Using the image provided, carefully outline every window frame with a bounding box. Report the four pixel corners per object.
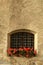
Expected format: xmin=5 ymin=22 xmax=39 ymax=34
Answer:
xmin=7 ymin=29 xmax=38 ymax=53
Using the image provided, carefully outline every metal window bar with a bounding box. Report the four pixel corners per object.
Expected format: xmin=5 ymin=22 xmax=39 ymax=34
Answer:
xmin=10 ymin=32 xmax=34 ymax=48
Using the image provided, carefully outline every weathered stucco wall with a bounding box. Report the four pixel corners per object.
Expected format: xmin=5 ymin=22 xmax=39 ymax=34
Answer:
xmin=0 ymin=0 xmax=43 ymax=65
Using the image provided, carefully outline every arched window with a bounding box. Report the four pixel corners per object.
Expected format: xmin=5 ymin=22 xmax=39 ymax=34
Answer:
xmin=10 ymin=32 xmax=34 ymax=48
xmin=7 ymin=29 xmax=38 ymax=57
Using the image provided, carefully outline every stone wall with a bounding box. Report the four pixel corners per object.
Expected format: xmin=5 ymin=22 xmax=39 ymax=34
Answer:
xmin=0 ymin=0 xmax=43 ymax=65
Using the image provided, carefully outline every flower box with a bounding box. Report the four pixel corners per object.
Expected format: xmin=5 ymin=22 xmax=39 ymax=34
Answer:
xmin=7 ymin=47 xmax=37 ymax=58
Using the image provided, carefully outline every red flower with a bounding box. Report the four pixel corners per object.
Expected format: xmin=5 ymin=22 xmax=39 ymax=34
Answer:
xmin=34 ymin=50 xmax=37 ymax=55
xmin=31 ymin=47 xmax=34 ymax=51
xmin=27 ymin=48 xmax=31 ymax=51
xmin=24 ymin=47 xmax=30 ymax=51
xmin=23 ymin=47 xmax=27 ymax=51
xmin=7 ymin=48 xmax=13 ymax=55
xmin=13 ymin=48 xmax=17 ymax=53
xmin=19 ymin=48 xmax=23 ymax=51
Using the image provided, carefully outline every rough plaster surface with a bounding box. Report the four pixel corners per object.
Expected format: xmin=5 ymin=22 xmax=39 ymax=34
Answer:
xmin=0 ymin=0 xmax=43 ymax=65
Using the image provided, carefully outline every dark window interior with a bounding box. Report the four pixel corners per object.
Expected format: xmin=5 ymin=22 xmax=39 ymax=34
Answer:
xmin=10 ymin=32 xmax=34 ymax=48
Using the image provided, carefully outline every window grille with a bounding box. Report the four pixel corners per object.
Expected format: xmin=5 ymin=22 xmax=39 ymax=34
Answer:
xmin=10 ymin=32 xmax=34 ymax=48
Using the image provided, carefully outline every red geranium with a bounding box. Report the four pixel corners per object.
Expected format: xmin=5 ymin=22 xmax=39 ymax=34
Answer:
xmin=19 ymin=48 xmax=23 ymax=51
xmin=7 ymin=48 xmax=13 ymax=55
xmin=23 ymin=47 xmax=30 ymax=51
xmin=31 ymin=47 xmax=34 ymax=51
xmin=7 ymin=47 xmax=37 ymax=57
xmin=27 ymin=48 xmax=31 ymax=51
xmin=13 ymin=48 xmax=17 ymax=53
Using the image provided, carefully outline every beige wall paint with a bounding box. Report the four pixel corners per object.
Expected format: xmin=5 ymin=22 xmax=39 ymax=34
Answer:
xmin=0 ymin=0 xmax=43 ymax=65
